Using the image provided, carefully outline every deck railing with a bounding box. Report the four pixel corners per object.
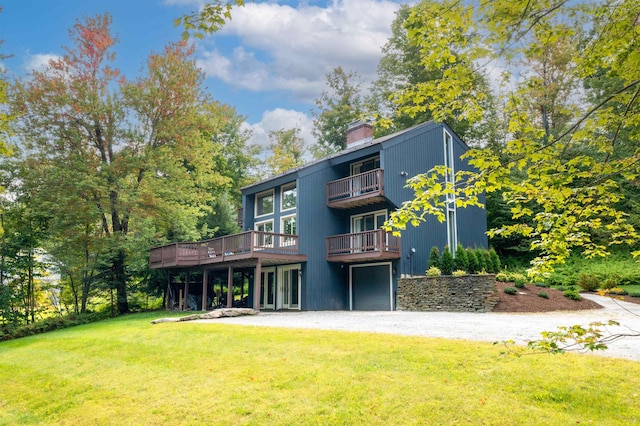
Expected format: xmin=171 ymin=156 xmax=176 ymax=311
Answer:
xmin=326 ymin=169 xmax=384 ymax=205
xmin=149 ymin=231 xmax=300 ymax=268
xmin=326 ymin=229 xmax=400 ymax=259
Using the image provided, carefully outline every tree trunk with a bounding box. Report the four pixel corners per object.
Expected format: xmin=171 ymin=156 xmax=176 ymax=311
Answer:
xmin=113 ymin=249 xmax=129 ymax=314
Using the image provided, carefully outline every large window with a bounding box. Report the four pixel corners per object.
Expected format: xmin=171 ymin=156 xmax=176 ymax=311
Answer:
xmin=255 ymin=190 xmax=274 ymax=217
xmin=444 ymin=130 xmax=454 ymax=201
xmin=444 ymin=130 xmax=457 ymax=252
xmin=255 ymin=220 xmax=274 ymax=247
xmin=281 ymin=215 xmax=297 ymax=246
xmin=281 ymin=183 xmax=297 ymax=211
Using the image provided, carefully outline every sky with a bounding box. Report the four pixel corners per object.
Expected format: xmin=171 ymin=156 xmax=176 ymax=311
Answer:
xmin=1 ymin=0 xmax=405 ymax=151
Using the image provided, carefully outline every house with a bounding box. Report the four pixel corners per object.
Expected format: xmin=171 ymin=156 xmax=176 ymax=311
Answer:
xmin=149 ymin=120 xmax=487 ymax=311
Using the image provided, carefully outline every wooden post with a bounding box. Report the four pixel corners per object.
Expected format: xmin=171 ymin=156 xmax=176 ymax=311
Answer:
xmin=201 ymin=269 xmax=208 ymax=311
xmin=254 ymin=261 xmax=262 ymax=312
xmin=184 ymin=272 xmax=190 ymax=311
xmin=226 ymin=266 xmax=234 ymax=308
xmin=178 ymin=288 xmax=183 ymax=311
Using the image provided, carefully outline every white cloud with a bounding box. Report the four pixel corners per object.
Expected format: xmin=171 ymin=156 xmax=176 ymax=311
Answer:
xmin=23 ymin=53 xmax=62 ymax=74
xmin=243 ymin=108 xmax=316 ymax=157
xmin=197 ymin=0 xmax=400 ymax=102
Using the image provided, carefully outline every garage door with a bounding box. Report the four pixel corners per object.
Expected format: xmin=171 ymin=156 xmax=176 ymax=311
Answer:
xmin=350 ymin=263 xmax=392 ymax=311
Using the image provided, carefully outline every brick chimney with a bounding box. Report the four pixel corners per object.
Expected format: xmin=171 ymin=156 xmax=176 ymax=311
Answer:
xmin=346 ymin=119 xmax=373 ymax=147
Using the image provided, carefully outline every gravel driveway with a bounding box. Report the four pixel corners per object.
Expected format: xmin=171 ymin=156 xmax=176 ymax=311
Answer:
xmin=200 ymin=294 xmax=640 ymax=361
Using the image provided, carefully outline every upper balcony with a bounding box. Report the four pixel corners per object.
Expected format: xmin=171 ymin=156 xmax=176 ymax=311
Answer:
xmin=326 ymin=229 xmax=401 ymax=263
xmin=149 ymin=231 xmax=306 ymax=269
xmin=326 ymin=168 xmax=386 ymax=209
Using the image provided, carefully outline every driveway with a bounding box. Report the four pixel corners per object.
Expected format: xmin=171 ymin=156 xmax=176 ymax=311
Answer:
xmin=202 ymin=294 xmax=640 ymax=361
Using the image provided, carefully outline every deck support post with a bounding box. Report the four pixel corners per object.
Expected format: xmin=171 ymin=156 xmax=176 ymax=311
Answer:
xmin=201 ymin=269 xmax=208 ymax=311
xmin=254 ymin=261 xmax=262 ymax=312
xmin=184 ymin=272 xmax=190 ymax=311
xmin=226 ymin=266 xmax=234 ymax=308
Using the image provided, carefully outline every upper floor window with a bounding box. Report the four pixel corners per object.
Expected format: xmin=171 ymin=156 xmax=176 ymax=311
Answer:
xmin=444 ymin=130 xmax=454 ymax=201
xmin=350 ymin=156 xmax=380 ymax=175
xmin=255 ymin=190 xmax=274 ymax=217
xmin=281 ymin=183 xmax=297 ymax=211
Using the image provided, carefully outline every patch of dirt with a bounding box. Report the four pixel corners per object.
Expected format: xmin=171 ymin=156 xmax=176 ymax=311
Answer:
xmin=493 ymin=282 xmax=603 ymax=313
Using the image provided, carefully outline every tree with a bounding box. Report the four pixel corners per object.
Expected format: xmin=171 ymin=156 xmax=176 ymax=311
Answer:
xmin=312 ymin=67 xmax=363 ymax=157
xmin=453 ymin=244 xmax=469 ymax=272
xmin=9 ymin=14 xmax=232 ymax=314
xmin=265 ymin=127 xmax=306 ymax=175
xmin=385 ymin=0 xmax=640 ymax=278
xmin=440 ymin=246 xmax=454 ymax=275
xmin=428 ymin=246 xmax=440 ymax=269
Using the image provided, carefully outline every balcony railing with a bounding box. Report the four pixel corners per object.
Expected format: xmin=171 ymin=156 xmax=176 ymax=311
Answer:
xmin=150 ymin=231 xmax=303 ymax=268
xmin=326 ymin=168 xmax=385 ymax=208
xmin=326 ymin=229 xmax=400 ymax=262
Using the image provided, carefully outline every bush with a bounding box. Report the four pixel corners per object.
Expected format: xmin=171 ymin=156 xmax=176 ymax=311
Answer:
xmin=577 ymin=273 xmax=600 ymax=292
xmin=428 ymin=246 xmax=441 ymax=270
xmin=538 ymin=291 xmax=549 ymax=299
xmin=467 ymin=249 xmax=480 ymax=274
xmin=426 ymin=266 xmax=441 ymax=277
xmin=441 ymin=246 xmax=454 ymax=275
xmin=452 ymin=269 xmax=467 ymax=277
xmin=607 ymin=287 xmax=629 ymax=296
xmin=629 ymin=292 xmax=640 ymax=298
xmin=504 ymin=287 xmax=517 ymax=295
xmin=454 ymin=244 xmax=469 ymax=272
xmin=488 ymin=248 xmax=501 ymax=273
xmin=514 ymin=279 xmax=526 ymax=289
xmin=495 ymin=272 xmax=510 ymax=282
xmin=0 ymin=312 xmax=109 ymax=342
xmin=601 ymin=278 xmax=618 ymax=290
xmin=556 ymin=286 xmax=568 ymax=292
xmin=563 ymin=289 xmax=582 ymax=301
xmin=534 ymin=282 xmax=549 ymax=288
xmin=475 ymin=248 xmax=488 ymax=272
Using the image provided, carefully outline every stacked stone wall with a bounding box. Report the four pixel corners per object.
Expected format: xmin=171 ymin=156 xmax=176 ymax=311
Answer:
xmin=397 ymin=275 xmax=498 ymax=312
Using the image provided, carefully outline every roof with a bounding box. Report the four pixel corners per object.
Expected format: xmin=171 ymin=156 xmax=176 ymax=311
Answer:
xmin=242 ymin=120 xmax=456 ymax=192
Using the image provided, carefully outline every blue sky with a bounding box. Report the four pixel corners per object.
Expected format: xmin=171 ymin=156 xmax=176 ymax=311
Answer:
xmin=1 ymin=0 xmax=404 ymax=150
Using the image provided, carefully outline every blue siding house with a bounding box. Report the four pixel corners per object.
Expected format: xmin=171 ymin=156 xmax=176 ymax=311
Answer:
xmin=149 ymin=120 xmax=487 ymax=311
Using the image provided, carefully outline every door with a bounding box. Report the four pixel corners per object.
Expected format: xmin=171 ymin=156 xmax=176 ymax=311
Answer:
xmin=278 ymin=265 xmax=300 ymax=310
xmin=260 ymin=267 xmax=275 ymax=309
xmin=350 ymin=263 xmax=393 ymax=311
xmin=351 ymin=210 xmax=387 ymax=252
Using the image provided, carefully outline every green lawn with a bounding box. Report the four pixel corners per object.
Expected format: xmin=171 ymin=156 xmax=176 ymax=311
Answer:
xmin=1 ymin=312 xmax=639 ymax=425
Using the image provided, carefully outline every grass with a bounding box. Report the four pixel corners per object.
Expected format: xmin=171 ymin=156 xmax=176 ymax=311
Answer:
xmin=1 ymin=312 xmax=640 ymax=425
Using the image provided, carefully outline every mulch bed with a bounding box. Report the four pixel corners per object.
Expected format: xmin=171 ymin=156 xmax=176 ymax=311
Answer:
xmin=493 ymin=281 xmax=603 ymax=313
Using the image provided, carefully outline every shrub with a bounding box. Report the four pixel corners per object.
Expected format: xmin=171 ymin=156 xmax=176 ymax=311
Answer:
xmin=534 ymin=282 xmax=549 ymax=288
xmin=601 ymin=278 xmax=618 ymax=290
xmin=514 ymin=279 xmax=526 ymax=289
xmin=538 ymin=291 xmax=549 ymax=299
xmin=503 ymin=287 xmax=517 ymax=295
xmin=563 ymin=289 xmax=582 ymax=301
xmin=467 ymin=249 xmax=480 ymax=274
xmin=577 ymin=273 xmax=600 ymax=292
xmin=475 ymin=248 xmax=488 ymax=272
xmin=629 ymin=292 xmax=640 ymax=298
xmin=454 ymin=244 xmax=469 ymax=272
xmin=495 ymin=272 xmax=510 ymax=282
xmin=488 ymin=248 xmax=501 ymax=273
xmin=452 ymin=269 xmax=467 ymax=277
xmin=607 ymin=287 xmax=629 ymax=296
xmin=426 ymin=266 xmax=441 ymax=277
xmin=441 ymin=246 xmax=454 ymax=275
xmin=428 ymin=246 xmax=441 ymax=270
xmin=556 ymin=286 xmax=568 ymax=292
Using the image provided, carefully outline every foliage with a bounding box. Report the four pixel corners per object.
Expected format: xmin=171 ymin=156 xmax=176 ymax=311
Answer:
xmin=427 ymin=246 xmax=440 ymax=269
xmin=265 ymin=127 xmax=306 ymax=175
xmin=503 ymin=287 xmax=517 ymax=295
xmin=474 ymin=248 xmax=487 ymax=273
xmin=453 ymin=243 xmax=468 ymax=272
xmin=563 ymin=289 xmax=582 ymax=301
xmin=385 ymin=0 xmax=640 ymax=279
xmin=577 ymin=274 xmax=600 ymax=292
xmin=494 ymin=272 xmax=510 ymax=282
xmin=537 ymin=291 xmax=549 ymax=299
xmin=604 ymin=287 xmax=629 ymax=296
xmin=488 ymin=248 xmax=501 ymax=273
xmin=545 ymin=253 xmax=640 ymax=289
xmin=312 ymin=67 xmax=363 ymax=157
xmin=425 ymin=266 xmax=441 ymax=277
xmin=452 ymin=270 xmax=466 ymax=277
xmin=440 ymin=246 xmax=454 ymax=275
xmin=629 ymin=292 xmax=640 ymax=298
xmin=0 ymin=312 xmax=108 ymax=342
xmin=175 ymin=0 xmax=245 ymax=39
xmin=513 ymin=279 xmax=526 ymax=289
xmin=466 ymin=248 xmax=480 ymax=274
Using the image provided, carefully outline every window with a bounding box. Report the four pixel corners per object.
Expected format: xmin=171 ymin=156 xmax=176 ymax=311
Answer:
xmin=281 ymin=215 xmax=297 ymax=246
xmin=350 ymin=156 xmax=380 ymax=175
xmin=281 ymin=183 xmax=297 ymax=211
xmin=447 ymin=208 xmax=457 ymax=253
xmin=255 ymin=190 xmax=274 ymax=217
xmin=444 ymin=130 xmax=454 ymax=201
xmin=255 ymin=220 xmax=274 ymax=247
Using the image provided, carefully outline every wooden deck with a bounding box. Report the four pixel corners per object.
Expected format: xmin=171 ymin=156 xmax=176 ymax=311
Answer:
xmin=326 ymin=169 xmax=386 ymax=209
xmin=150 ymin=231 xmax=306 ymax=269
xmin=326 ymin=229 xmax=400 ymax=263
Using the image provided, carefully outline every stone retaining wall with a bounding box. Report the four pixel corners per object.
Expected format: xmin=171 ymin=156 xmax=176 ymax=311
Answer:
xmin=397 ymin=275 xmax=498 ymax=312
